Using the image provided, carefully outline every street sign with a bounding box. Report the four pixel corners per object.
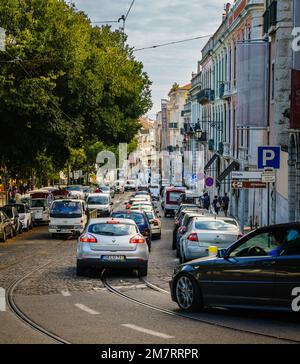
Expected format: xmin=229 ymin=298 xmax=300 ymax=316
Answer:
xmin=231 ymin=171 xmax=262 ymax=179
xmin=232 ymin=181 xmax=267 ymax=189
xmin=231 ymin=181 xmax=243 ymax=189
xmin=205 ymin=177 xmax=214 ymax=187
xmin=258 ymin=146 xmax=281 ymax=169
xmin=262 ymin=169 xmax=276 ymax=183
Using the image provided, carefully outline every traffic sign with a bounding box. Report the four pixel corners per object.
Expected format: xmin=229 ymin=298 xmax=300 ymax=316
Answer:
xmin=231 ymin=181 xmax=243 ymax=189
xmin=205 ymin=177 xmax=214 ymax=187
xmin=262 ymin=169 xmax=276 ymax=183
xmin=232 ymin=181 xmax=267 ymax=189
xmin=231 ymin=171 xmax=262 ymax=179
xmin=258 ymin=146 xmax=281 ymax=169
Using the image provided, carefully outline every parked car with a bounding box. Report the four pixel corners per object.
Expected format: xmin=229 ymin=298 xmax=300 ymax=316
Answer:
xmin=7 ymin=203 xmax=33 ymax=232
xmin=77 ymin=218 xmax=149 ymax=277
xmin=179 ymin=216 xmax=243 ymax=263
xmin=86 ymin=193 xmax=113 ymax=218
xmin=0 ymin=210 xmax=14 ymax=242
xmin=1 ymin=205 xmax=22 ymax=235
xmin=170 ymin=222 xmax=300 ymax=312
xmin=111 ymin=210 xmax=152 ymax=251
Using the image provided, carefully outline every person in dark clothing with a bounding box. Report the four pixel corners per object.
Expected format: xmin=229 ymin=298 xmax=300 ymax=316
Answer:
xmin=222 ymin=193 xmax=230 ymax=217
xmin=202 ymin=193 xmax=210 ymax=210
xmin=213 ymin=195 xmax=221 ymax=215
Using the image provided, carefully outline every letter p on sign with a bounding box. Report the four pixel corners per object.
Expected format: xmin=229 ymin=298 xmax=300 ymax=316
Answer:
xmin=258 ymin=147 xmax=281 ymax=169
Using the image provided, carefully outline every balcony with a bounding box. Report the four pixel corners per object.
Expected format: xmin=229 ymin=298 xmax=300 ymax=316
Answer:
xmin=220 ymin=82 xmax=235 ymax=99
xmin=263 ymin=1 xmax=277 ymax=34
xmin=197 ymin=88 xmax=215 ymax=105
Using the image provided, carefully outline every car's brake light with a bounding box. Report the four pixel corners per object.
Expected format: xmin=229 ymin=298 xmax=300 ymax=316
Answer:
xmin=187 ymin=232 xmax=198 ymax=242
xmin=80 ymin=234 xmax=97 ymax=243
xmin=152 ymin=219 xmax=159 ymax=226
xmin=130 ymin=235 xmax=146 ymax=244
xmin=143 ymin=228 xmax=151 ymax=236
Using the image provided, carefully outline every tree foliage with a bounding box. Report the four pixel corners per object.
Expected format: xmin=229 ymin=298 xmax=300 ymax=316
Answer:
xmin=0 ymin=0 xmax=152 ymax=180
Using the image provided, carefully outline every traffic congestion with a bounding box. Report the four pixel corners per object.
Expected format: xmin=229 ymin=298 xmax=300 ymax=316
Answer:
xmin=1 ymin=179 xmax=300 ymax=318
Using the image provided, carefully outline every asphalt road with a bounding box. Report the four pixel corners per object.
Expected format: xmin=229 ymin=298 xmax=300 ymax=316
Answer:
xmin=0 ymin=193 xmax=299 ymax=344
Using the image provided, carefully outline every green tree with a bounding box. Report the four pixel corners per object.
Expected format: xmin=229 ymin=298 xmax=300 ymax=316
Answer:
xmin=0 ymin=0 xmax=152 ymax=181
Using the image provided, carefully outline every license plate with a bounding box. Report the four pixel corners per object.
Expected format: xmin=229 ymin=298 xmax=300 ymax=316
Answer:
xmin=101 ymin=256 xmax=125 ymax=262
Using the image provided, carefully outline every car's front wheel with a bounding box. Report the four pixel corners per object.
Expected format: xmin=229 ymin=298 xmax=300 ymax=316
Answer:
xmin=175 ymin=274 xmax=203 ymax=312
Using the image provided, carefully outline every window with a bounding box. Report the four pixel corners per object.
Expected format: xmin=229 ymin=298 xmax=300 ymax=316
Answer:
xmin=88 ymin=223 xmax=137 ymax=236
xmin=230 ymin=228 xmax=300 ymax=258
xmin=230 ymin=232 xmax=277 ymax=257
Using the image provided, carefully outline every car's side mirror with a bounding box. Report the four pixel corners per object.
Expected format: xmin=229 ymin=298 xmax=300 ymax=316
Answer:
xmin=217 ymin=248 xmax=228 ymax=259
xmin=110 ymin=202 xmax=113 ymax=205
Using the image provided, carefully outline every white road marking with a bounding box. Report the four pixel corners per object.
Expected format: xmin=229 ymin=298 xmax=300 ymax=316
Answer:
xmin=122 ymin=324 xmax=174 ymax=339
xmin=61 ymin=290 xmax=71 ymax=297
xmin=74 ymin=304 xmax=99 ymax=315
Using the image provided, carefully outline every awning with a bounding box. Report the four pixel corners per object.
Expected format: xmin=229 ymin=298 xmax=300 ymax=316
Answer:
xmin=217 ymin=161 xmax=240 ymax=184
xmin=204 ymin=153 xmax=219 ymax=172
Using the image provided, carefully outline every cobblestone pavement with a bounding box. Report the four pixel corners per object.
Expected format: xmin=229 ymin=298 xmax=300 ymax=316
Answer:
xmin=0 ymin=193 xmax=177 ymax=296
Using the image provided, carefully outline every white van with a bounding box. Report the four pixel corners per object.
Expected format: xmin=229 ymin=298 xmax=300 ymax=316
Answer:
xmin=115 ymin=180 xmax=125 ymax=194
xmin=149 ymin=184 xmax=160 ymax=201
xmin=49 ymin=199 xmax=88 ymax=237
xmin=86 ymin=193 xmax=113 ymax=217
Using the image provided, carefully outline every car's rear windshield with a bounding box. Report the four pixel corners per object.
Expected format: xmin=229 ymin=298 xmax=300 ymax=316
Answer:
xmin=88 ymin=223 xmax=137 ymax=236
xmin=99 ymin=186 xmax=110 ymax=192
xmin=111 ymin=212 xmax=146 ymax=225
xmin=146 ymin=212 xmax=154 ymax=220
xmin=195 ymin=220 xmax=238 ymax=231
xmin=50 ymin=201 xmax=82 ymax=218
xmin=87 ymin=196 xmax=109 ymax=205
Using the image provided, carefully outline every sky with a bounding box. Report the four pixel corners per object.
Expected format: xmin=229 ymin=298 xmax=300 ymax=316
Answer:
xmin=72 ymin=0 xmax=229 ymax=119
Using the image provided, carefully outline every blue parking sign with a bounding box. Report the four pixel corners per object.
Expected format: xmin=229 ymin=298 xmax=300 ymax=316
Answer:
xmin=258 ymin=146 xmax=281 ymax=169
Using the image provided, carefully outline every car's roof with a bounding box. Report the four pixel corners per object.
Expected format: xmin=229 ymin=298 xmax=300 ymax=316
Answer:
xmin=87 ymin=193 xmax=109 ymax=197
xmin=112 ymin=210 xmax=146 ymax=215
xmin=52 ymin=199 xmax=82 ymax=203
xmin=88 ymin=218 xmax=136 ymax=224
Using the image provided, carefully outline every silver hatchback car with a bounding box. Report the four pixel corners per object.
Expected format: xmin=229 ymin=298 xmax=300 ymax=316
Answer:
xmin=76 ymin=218 xmax=149 ymax=277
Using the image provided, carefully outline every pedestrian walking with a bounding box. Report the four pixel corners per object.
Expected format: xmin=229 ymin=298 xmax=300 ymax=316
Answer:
xmin=202 ymin=192 xmax=210 ymax=210
xmin=213 ymin=195 xmax=221 ymax=215
xmin=221 ymin=193 xmax=230 ymax=217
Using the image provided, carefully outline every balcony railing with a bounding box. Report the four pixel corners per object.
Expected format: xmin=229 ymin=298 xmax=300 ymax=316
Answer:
xmin=197 ymin=88 xmax=215 ymax=105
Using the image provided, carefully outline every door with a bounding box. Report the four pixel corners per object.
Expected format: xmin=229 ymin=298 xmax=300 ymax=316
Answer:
xmin=272 ymin=227 xmax=300 ymax=310
xmin=208 ymin=231 xmax=279 ymax=308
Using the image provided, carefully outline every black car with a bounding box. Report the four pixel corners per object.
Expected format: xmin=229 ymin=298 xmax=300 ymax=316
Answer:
xmin=0 ymin=205 xmax=22 ymax=235
xmin=0 ymin=210 xmax=14 ymax=242
xmin=111 ymin=210 xmax=152 ymax=251
xmin=170 ymin=223 xmax=300 ymax=312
